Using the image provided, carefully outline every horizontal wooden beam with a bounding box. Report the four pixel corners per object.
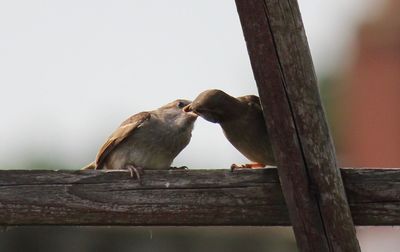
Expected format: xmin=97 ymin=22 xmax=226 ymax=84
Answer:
xmin=0 ymin=168 xmax=398 ymax=226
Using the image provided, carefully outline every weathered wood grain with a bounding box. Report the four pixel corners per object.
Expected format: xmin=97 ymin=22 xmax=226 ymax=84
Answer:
xmin=0 ymin=169 xmax=287 ymax=226
xmin=342 ymin=168 xmax=400 ymax=226
xmin=0 ymin=168 xmax=399 ymax=226
xmin=234 ymin=0 xmax=360 ymax=251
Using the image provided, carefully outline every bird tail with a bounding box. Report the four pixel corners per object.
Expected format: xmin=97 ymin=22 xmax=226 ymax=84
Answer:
xmin=81 ymin=161 xmax=96 ymax=170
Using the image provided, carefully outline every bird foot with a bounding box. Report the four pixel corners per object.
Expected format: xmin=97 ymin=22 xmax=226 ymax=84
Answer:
xmin=104 ymin=165 xmax=144 ymax=181
xmin=125 ymin=165 xmax=144 ymax=181
xmin=169 ymin=166 xmax=188 ymax=170
xmin=230 ymin=163 xmax=266 ymax=171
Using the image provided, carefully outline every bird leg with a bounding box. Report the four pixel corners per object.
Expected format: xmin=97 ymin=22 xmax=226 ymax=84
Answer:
xmin=169 ymin=166 xmax=188 ymax=170
xmin=230 ymin=163 xmax=266 ymax=171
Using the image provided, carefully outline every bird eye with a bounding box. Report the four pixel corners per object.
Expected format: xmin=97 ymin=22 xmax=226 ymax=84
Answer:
xmin=177 ymin=101 xmax=186 ymax=108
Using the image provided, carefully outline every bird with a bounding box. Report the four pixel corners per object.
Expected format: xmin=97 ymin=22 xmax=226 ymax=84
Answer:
xmin=82 ymin=99 xmax=198 ymax=179
xmin=185 ymin=89 xmax=276 ymax=170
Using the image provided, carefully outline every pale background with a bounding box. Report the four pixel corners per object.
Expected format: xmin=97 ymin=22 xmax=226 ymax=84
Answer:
xmin=0 ymin=0 xmax=381 ymax=169
xmin=1 ymin=0 xmax=398 ymax=251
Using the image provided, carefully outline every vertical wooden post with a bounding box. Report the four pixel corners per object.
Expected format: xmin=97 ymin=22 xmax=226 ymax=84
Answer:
xmin=234 ymin=0 xmax=360 ymax=251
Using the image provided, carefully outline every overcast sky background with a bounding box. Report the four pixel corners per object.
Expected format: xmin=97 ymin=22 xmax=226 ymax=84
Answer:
xmin=0 ymin=0 xmax=383 ymax=169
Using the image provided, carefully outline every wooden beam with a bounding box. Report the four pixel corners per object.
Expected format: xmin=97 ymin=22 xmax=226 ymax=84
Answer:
xmin=234 ymin=0 xmax=360 ymax=251
xmin=0 ymin=168 xmax=399 ymax=226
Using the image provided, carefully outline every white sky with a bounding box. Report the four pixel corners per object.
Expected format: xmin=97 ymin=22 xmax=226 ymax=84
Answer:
xmin=0 ymin=0 xmax=383 ymax=169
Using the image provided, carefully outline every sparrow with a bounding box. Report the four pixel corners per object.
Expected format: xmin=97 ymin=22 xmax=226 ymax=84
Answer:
xmin=82 ymin=99 xmax=198 ymax=179
xmin=186 ymin=89 xmax=276 ymax=170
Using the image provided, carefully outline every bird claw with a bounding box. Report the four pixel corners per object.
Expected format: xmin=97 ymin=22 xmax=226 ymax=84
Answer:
xmin=104 ymin=165 xmax=144 ymax=183
xmin=230 ymin=163 xmax=244 ymax=172
xmin=230 ymin=163 xmax=266 ymax=172
xmin=125 ymin=165 xmax=144 ymax=181
xmin=169 ymin=166 xmax=188 ymax=170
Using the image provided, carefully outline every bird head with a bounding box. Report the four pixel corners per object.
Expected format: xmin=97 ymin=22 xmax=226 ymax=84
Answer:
xmin=185 ymin=89 xmax=240 ymax=123
xmin=157 ymin=99 xmax=198 ymax=129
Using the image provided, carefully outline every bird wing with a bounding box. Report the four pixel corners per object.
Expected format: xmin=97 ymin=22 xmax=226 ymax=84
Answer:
xmin=94 ymin=112 xmax=151 ymax=169
xmin=237 ymin=95 xmax=262 ymax=111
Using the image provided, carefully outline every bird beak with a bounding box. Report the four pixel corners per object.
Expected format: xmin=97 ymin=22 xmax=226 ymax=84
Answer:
xmin=183 ymin=104 xmax=198 ymax=117
xmin=183 ymin=104 xmax=192 ymax=112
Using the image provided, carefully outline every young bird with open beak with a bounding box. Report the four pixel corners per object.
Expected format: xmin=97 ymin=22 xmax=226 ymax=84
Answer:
xmin=186 ymin=89 xmax=276 ymax=170
xmin=82 ymin=99 xmax=198 ymax=179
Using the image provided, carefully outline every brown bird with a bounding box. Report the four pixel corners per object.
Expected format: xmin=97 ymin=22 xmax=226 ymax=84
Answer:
xmin=186 ymin=89 xmax=275 ymax=170
xmin=82 ymin=99 xmax=198 ymax=179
